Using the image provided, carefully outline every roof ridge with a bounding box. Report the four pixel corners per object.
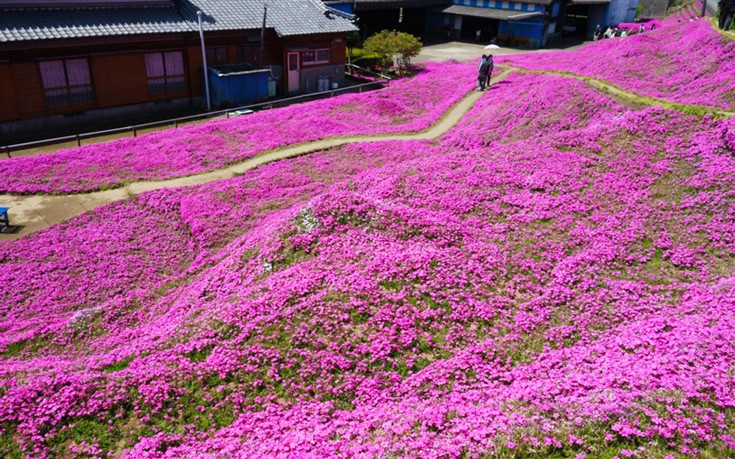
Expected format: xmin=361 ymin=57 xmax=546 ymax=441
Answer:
xmin=1 ymin=4 xmax=175 ymax=12
xmin=0 ymin=0 xmax=176 ymax=11
xmin=305 ymin=0 xmax=327 ymax=11
xmin=301 ymin=0 xmax=356 ymax=24
xmin=0 ymin=0 xmax=357 ymax=43
xmin=324 ymin=4 xmax=356 ymax=20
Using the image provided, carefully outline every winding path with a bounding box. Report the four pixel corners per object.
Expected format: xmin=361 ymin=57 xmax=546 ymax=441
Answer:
xmin=503 ymin=65 xmax=735 ymax=119
xmin=0 ymin=71 xmax=506 ymax=240
xmin=2 ymin=65 xmax=733 ymax=241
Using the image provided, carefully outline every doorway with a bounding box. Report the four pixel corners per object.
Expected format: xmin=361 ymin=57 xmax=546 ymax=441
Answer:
xmin=287 ymin=52 xmax=300 ymax=93
xmin=459 ymin=16 xmax=498 ymax=42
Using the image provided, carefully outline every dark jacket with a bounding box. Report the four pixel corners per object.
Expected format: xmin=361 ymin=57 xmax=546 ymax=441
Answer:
xmin=478 ymin=59 xmax=491 ymax=77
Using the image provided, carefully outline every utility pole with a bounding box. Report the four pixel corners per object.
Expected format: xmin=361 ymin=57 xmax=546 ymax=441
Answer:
xmin=197 ymin=10 xmax=211 ymax=111
xmin=260 ymin=3 xmax=268 ymax=66
xmin=701 ymin=0 xmax=707 ymax=16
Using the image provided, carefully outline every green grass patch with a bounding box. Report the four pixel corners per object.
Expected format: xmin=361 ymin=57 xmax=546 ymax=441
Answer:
xmin=0 ymin=340 xmax=30 ymax=357
xmin=0 ymin=430 xmax=23 ymax=459
xmin=0 ymin=334 xmax=53 ymax=358
xmin=153 ymin=277 xmax=189 ymax=297
xmin=102 ymin=354 xmax=136 ymax=373
xmin=185 ymin=345 xmax=214 ymax=362
xmin=50 ymin=418 xmax=118 ymax=454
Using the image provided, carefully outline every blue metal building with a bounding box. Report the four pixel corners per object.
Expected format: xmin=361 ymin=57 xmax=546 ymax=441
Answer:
xmin=443 ymin=0 xmax=557 ymax=47
xmin=442 ymin=0 xmax=639 ymax=46
xmin=324 ymin=0 xmax=639 ymax=48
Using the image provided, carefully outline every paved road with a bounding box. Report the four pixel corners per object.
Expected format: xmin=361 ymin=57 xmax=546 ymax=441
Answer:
xmin=415 ymin=39 xmax=589 ymax=63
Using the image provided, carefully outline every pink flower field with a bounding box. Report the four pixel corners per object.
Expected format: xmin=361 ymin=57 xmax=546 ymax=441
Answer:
xmin=2 ymin=19 xmax=735 ymax=459
xmin=441 ymin=72 xmax=627 ymax=148
xmin=501 ymin=19 xmax=735 ymax=110
xmin=0 ymin=61 xmax=474 ymax=195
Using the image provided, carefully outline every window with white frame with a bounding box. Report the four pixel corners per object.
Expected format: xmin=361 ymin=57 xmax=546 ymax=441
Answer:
xmin=144 ymin=51 xmax=186 ymax=95
xmin=302 ymin=48 xmax=330 ymax=65
xmin=38 ymin=58 xmax=94 ymax=107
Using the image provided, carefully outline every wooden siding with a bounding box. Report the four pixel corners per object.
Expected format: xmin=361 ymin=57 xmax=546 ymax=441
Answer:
xmin=0 ymin=30 xmax=347 ymax=122
xmin=91 ymin=53 xmax=149 ymax=108
xmin=186 ymin=45 xmax=203 ymax=98
xmin=9 ymin=61 xmax=45 ymax=119
xmin=0 ymin=63 xmax=20 ymax=121
xmin=330 ymin=39 xmax=347 ymax=65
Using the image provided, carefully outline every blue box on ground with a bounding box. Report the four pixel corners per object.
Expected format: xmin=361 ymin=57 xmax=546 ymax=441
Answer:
xmin=208 ymin=65 xmax=271 ymax=109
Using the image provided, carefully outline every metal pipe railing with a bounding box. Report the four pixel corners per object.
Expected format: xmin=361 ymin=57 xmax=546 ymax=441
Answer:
xmin=345 ymin=63 xmax=392 ymax=82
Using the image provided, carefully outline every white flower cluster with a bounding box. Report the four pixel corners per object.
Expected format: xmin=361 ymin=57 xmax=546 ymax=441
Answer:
xmin=68 ymin=306 xmax=102 ymax=330
xmin=295 ymin=206 xmax=320 ymax=234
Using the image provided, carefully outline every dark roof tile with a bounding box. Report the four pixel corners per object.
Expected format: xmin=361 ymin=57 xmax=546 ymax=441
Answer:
xmin=0 ymin=0 xmax=356 ymax=42
xmin=181 ymin=0 xmax=357 ymax=36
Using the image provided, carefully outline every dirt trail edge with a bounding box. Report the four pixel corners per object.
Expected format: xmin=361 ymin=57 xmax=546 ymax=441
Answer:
xmin=1 ymin=71 xmax=510 ymax=240
xmin=503 ymin=65 xmax=735 ymax=118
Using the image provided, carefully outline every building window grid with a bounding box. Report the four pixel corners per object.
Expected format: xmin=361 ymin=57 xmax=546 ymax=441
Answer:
xmin=144 ymin=51 xmax=186 ymax=96
xmin=302 ymin=48 xmax=330 ymax=65
xmin=39 ymin=58 xmax=94 ymax=107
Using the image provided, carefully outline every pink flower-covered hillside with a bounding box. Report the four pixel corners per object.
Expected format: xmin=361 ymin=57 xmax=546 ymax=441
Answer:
xmin=2 ymin=104 xmax=735 ymax=458
xmin=104 ymin=109 xmax=735 ymax=458
xmin=0 ymin=140 xmax=435 ymax=360
xmin=440 ymin=72 xmax=627 ymax=149
xmin=0 ymin=61 xmax=475 ymax=195
xmin=500 ymin=19 xmax=735 ymax=110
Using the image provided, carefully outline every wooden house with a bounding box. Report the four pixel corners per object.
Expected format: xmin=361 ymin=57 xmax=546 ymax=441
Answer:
xmin=0 ymin=0 xmax=357 ymax=142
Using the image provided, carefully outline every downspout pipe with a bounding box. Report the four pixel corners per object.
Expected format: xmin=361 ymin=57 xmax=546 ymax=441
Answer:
xmin=260 ymin=3 xmax=268 ymax=66
xmin=197 ymin=10 xmax=211 ymax=111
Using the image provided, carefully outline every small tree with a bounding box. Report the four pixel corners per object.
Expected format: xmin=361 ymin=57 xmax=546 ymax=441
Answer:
xmin=393 ymin=31 xmax=422 ymax=74
xmin=364 ymin=30 xmax=396 ymax=73
xmin=364 ymin=30 xmax=422 ymax=75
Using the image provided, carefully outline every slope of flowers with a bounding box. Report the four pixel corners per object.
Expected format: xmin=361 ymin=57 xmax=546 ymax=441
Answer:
xmin=441 ymin=72 xmax=627 ymax=149
xmin=0 ymin=140 xmax=432 ymax=357
xmin=0 ymin=62 xmax=474 ymax=195
xmin=2 ymin=89 xmax=735 ymax=458
xmin=0 ymin=194 xmax=196 ymax=356
xmin=501 ymin=19 xmax=735 ymax=110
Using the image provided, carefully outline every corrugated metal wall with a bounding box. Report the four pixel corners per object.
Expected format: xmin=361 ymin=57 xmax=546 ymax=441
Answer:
xmin=606 ymin=0 xmax=639 ymax=24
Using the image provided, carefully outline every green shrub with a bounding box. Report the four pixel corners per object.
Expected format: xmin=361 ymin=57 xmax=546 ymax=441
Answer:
xmin=364 ymin=30 xmax=422 ymax=75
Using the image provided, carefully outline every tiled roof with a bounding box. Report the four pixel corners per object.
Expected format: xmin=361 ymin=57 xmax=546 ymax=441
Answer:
xmin=0 ymin=0 xmax=356 ymax=43
xmin=0 ymin=5 xmax=190 ymax=42
xmin=184 ymin=0 xmax=357 ymax=36
xmin=325 ymin=0 xmax=450 ymax=10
